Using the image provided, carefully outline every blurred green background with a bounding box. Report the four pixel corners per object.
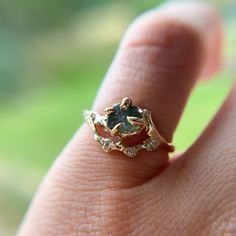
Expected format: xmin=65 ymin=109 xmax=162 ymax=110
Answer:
xmin=0 ymin=0 xmax=235 ymax=235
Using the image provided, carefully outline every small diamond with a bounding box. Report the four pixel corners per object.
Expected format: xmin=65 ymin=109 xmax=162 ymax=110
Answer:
xmin=94 ymin=135 xmax=103 ymax=144
xmin=124 ymin=147 xmax=137 ymax=157
xmin=145 ymin=139 xmax=160 ymax=151
xmin=102 ymin=139 xmax=112 ymax=151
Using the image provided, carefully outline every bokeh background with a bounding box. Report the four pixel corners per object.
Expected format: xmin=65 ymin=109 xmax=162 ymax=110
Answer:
xmin=0 ymin=0 xmax=235 ymax=235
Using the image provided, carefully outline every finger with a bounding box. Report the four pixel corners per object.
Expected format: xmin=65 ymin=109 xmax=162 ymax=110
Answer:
xmin=18 ymin=3 xmax=222 ymax=236
xmin=162 ymin=1 xmax=222 ymax=77
xmin=177 ymin=82 xmax=236 ymax=182
xmin=55 ymin=2 xmax=219 ymax=187
xmin=152 ymin=83 xmax=236 ymax=235
xmin=68 ymin=1 xmax=221 ymax=186
xmin=22 ymin=3 xmax=220 ymax=189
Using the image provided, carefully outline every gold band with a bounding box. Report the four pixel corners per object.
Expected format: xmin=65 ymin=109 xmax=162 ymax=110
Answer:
xmin=84 ymin=98 xmax=174 ymax=157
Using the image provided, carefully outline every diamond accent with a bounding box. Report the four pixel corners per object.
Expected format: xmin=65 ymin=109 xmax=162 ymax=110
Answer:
xmin=145 ymin=139 xmax=160 ymax=151
xmin=102 ymin=139 xmax=112 ymax=151
xmin=124 ymin=147 xmax=137 ymax=157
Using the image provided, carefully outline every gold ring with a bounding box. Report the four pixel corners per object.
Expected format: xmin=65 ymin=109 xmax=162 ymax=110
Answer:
xmin=84 ymin=97 xmax=175 ymax=157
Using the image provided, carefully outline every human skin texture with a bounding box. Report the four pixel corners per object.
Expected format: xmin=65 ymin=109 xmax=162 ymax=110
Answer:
xmin=17 ymin=1 xmax=236 ymax=236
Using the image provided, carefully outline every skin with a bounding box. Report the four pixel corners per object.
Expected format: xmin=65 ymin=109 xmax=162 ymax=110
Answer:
xmin=17 ymin=1 xmax=236 ymax=236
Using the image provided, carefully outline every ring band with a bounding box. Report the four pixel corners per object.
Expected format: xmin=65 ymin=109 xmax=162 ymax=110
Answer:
xmin=84 ymin=97 xmax=175 ymax=157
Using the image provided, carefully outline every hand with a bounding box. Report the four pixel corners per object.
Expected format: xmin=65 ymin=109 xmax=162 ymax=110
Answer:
xmin=17 ymin=2 xmax=236 ymax=236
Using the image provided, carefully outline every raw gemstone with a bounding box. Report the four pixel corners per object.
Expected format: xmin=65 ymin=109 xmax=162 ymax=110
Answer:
xmin=107 ymin=104 xmax=143 ymax=135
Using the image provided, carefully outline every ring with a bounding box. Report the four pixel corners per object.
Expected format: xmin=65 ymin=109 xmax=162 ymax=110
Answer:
xmin=83 ymin=97 xmax=175 ymax=157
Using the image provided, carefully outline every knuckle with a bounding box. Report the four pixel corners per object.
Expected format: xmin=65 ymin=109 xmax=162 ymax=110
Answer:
xmin=120 ymin=13 xmax=205 ymax=70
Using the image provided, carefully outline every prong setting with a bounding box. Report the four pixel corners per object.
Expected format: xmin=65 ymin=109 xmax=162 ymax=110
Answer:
xmin=127 ymin=116 xmax=144 ymax=126
xmin=120 ymin=97 xmax=132 ymax=110
xmin=104 ymin=107 xmax=114 ymax=115
xmin=110 ymin=123 xmax=121 ymax=136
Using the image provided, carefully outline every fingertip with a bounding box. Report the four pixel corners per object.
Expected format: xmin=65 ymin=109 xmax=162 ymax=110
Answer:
xmin=121 ymin=0 xmax=222 ymax=77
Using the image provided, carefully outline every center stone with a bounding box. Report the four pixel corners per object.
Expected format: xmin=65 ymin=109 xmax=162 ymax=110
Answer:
xmin=107 ymin=104 xmax=143 ymax=135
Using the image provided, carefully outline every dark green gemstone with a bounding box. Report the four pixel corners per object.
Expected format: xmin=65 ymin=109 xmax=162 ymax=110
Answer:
xmin=107 ymin=104 xmax=142 ymax=134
